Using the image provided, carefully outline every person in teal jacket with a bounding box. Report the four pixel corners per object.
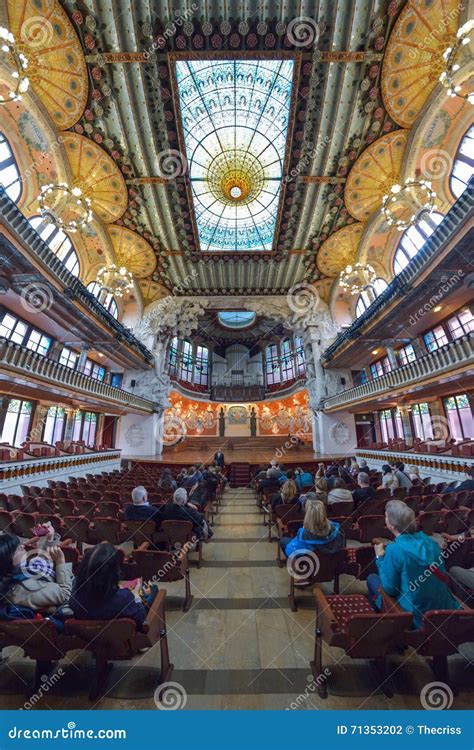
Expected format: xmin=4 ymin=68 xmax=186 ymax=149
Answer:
xmin=367 ymin=500 xmax=461 ymax=628
xmin=281 ymin=500 xmax=343 ymax=558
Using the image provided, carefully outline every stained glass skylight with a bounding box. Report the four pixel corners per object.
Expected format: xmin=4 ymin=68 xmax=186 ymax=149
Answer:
xmin=175 ymin=58 xmax=295 ymax=253
xmin=218 ymin=311 xmax=256 ymax=328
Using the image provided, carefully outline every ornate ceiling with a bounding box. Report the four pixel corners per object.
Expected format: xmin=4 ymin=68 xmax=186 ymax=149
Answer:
xmin=0 ymin=0 xmax=472 ymax=307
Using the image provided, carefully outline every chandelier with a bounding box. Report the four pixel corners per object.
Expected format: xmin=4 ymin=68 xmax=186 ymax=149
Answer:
xmin=0 ymin=28 xmax=29 ymax=103
xmin=96 ymin=263 xmax=134 ymax=298
xmin=381 ymin=179 xmax=436 ymax=231
xmin=439 ymin=21 xmax=474 ymax=104
xmin=38 ymin=183 xmax=93 ymax=233
xmin=339 ymin=263 xmax=377 ymax=295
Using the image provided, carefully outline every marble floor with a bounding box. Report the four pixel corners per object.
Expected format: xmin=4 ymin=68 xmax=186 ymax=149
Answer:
xmin=0 ymin=486 xmax=472 ymax=710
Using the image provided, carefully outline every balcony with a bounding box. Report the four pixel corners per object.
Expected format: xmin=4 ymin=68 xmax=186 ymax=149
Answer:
xmin=211 ymin=384 xmax=266 ymax=402
xmin=322 ymin=333 xmax=474 ymax=412
xmin=0 ymin=338 xmax=155 ymax=413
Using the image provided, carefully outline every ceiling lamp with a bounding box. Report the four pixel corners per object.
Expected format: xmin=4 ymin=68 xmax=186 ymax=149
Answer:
xmin=439 ymin=21 xmax=474 ymax=104
xmin=339 ymin=263 xmax=377 ymax=295
xmin=381 ymin=179 xmax=436 ymax=231
xmin=0 ymin=28 xmax=29 ymax=103
xmin=96 ymin=264 xmax=134 ymax=298
xmin=38 ymin=183 xmax=92 ymax=233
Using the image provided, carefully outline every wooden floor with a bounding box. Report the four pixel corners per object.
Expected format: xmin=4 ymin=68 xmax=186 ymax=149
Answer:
xmin=123 ymin=446 xmax=343 ymax=466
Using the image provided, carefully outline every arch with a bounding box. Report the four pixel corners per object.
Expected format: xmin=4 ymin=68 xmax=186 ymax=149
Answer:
xmin=0 ymin=132 xmax=22 ymax=203
xmin=393 ymin=211 xmax=444 ymax=275
xmin=355 ymin=278 xmax=388 ymax=319
xmin=29 ymin=215 xmax=80 ymax=277
xmin=86 ymin=281 xmax=119 ymax=319
xmin=450 ymin=124 xmax=474 ymax=200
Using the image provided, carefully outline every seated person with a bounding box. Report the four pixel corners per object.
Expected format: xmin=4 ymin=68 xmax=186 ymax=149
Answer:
xmin=443 ymin=467 xmax=474 ymax=494
xmin=407 ymin=466 xmax=421 ymax=482
xmin=393 ymin=461 xmax=413 ymax=489
xmin=349 ymin=459 xmax=360 ymax=477
xmin=352 ymin=472 xmax=376 ymax=512
xmin=295 ymin=467 xmax=314 ymax=491
xmin=367 ymin=501 xmax=460 ymax=627
xmin=181 ymin=465 xmax=202 ymax=490
xmin=315 ymin=477 xmax=328 ymax=500
xmin=0 ymin=526 xmax=73 ymax=616
xmin=70 ymin=543 xmax=146 ymax=630
xmin=266 ymin=460 xmax=285 ymax=481
xmin=358 ymin=458 xmax=371 ymax=474
xmin=281 ymin=500 xmax=343 ymax=558
xmin=378 ymin=464 xmax=400 ymax=493
xmin=124 ymin=486 xmax=163 ymax=525
xmin=327 ymin=477 xmax=353 ymax=506
xmin=157 ymin=468 xmax=177 ymax=493
xmin=188 ymin=474 xmax=218 ymax=511
xmin=160 ymin=488 xmax=210 ymax=540
xmin=270 ymin=472 xmax=298 ymax=512
xmin=337 ymin=461 xmax=353 ymax=486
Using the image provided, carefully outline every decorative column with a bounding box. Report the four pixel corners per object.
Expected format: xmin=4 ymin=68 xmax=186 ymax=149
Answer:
xmin=77 ymin=345 xmax=90 ymax=374
xmin=382 ymin=340 xmax=398 ymax=370
xmin=411 ymin=336 xmax=426 ymax=359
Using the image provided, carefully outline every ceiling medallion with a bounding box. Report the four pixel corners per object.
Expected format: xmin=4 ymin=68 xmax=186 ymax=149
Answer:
xmin=96 ymin=263 xmax=134 ymax=298
xmin=381 ymin=179 xmax=436 ymax=231
xmin=0 ymin=27 xmax=29 ymax=103
xmin=439 ymin=21 xmax=474 ymax=104
xmin=339 ymin=263 xmax=377 ymax=295
xmin=208 ymin=150 xmax=265 ymax=206
xmin=37 ymin=183 xmax=92 ymax=233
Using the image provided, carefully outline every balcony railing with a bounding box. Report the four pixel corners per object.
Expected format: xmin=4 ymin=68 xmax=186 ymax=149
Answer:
xmin=0 ymin=338 xmax=155 ymax=413
xmin=322 ymin=179 xmax=474 ymax=364
xmin=0 ymin=188 xmax=153 ymax=363
xmin=322 ymin=333 xmax=474 ymax=411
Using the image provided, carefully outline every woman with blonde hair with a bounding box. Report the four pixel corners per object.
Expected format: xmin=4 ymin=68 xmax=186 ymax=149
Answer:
xmin=270 ymin=470 xmax=298 ymax=511
xmin=315 ymin=478 xmax=328 ymax=496
xmin=281 ymin=499 xmax=343 ymax=557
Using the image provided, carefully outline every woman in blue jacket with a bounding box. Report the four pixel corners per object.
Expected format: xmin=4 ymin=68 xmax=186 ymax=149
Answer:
xmin=367 ymin=500 xmax=460 ymax=628
xmin=281 ymin=500 xmax=343 ymax=558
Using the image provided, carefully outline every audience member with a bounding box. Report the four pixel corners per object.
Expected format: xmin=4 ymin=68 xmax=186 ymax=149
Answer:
xmin=407 ymin=466 xmax=421 ymax=482
xmin=295 ymin=467 xmax=314 ymax=491
xmin=124 ymin=486 xmax=163 ymax=525
xmin=281 ymin=500 xmax=343 ymax=558
xmin=0 ymin=528 xmax=73 ymax=616
xmin=378 ymin=464 xmax=400 ymax=493
xmin=270 ymin=472 xmax=298 ymax=511
xmin=157 ymin=469 xmax=177 ymax=492
xmin=327 ymin=477 xmax=354 ymax=506
xmin=70 ymin=543 xmax=146 ymax=629
xmin=160 ymin=488 xmax=211 ymax=540
xmin=393 ymin=462 xmax=413 ymax=489
xmin=352 ymin=472 xmax=376 ymax=511
xmin=367 ymin=500 xmax=460 ymax=627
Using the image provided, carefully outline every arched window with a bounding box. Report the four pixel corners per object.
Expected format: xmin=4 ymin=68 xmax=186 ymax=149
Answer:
xmin=281 ymin=338 xmax=295 ymax=381
xmin=393 ymin=211 xmax=444 ymax=275
xmin=86 ymin=281 xmax=118 ymax=319
xmin=29 ymin=215 xmax=80 ymax=277
xmin=450 ymin=124 xmax=474 ymax=199
xmin=295 ymin=335 xmax=306 ymax=375
xmin=194 ymin=345 xmax=209 ymax=386
xmin=265 ymin=343 xmax=280 ymax=385
xmin=355 ymin=278 xmax=388 ymax=318
xmin=0 ymin=132 xmax=22 ymax=203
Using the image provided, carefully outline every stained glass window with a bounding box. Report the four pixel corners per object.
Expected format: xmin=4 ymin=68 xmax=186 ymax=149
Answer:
xmin=0 ymin=132 xmax=22 ymax=203
xmin=444 ymin=393 xmax=473 ymax=440
xmin=175 ymin=58 xmax=294 ymax=252
xmin=393 ymin=211 xmax=444 ymax=274
xmin=217 ymin=311 xmax=256 ymax=328
xmin=29 ymin=215 xmax=80 ymax=277
xmin=450 ymin=124 xmax=474 ymax=199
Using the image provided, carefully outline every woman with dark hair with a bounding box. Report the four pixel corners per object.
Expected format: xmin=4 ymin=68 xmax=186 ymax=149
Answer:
xmin=0 ymin=528 xmax=73 ymax=614
xmin=157 ymin=468 xmax=177 ymax=492
xmin=377 ymin=464 xmax=399 ymax=493
xmin=70 ymin=543 xmax=146 ymax=629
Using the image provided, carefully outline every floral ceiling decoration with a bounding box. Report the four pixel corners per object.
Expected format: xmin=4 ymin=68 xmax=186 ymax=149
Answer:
xmin=6 ymin=0 xmax=88 ymax=129
xmin=381 ymin=0 xmax=462 ymax=128
xmin=316 ymin=222 xmax=366 ymax=278
xmin=107 ymin=225 xmax=157 ymax=279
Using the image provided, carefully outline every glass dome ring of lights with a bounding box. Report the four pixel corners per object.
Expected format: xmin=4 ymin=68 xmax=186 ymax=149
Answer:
xmin=207 ymin=149 xmax=266 ymax=206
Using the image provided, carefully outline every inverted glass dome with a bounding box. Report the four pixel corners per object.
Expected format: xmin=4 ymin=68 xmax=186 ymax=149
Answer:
xmin=217 ymin=311 xmax=257 ymax=329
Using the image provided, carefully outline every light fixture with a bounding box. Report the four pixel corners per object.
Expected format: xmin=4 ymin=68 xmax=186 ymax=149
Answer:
xmin=339 ymin=262 xmax=377 ymax=295
xmin=96 ymin=263 xmax=134 ymax=298
xmin=433 ymin=305 xmax=442 ymax=312
xmin=372 ymin=349 xmax=379 ymax=355
xmin=37 ymin=183 xmax=92 ymax=233
xmin=0 ymin=27 xmax=29 ymax=103
xmin=439 ymin=21 xmax=474 ymax=105
xmin=381 ymin=179 xmax=436 ymax=231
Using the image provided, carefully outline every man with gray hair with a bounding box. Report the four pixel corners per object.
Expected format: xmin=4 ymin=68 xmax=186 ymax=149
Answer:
xmin=367 ymin=500 xmax=460 ymax=627
xmin=159 ymin=487 xmax=211 ymax=540
xmin=124 ymin=485 xmax=163 ymax=525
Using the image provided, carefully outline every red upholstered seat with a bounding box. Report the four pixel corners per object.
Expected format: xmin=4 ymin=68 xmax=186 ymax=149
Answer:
xmin=326 ymin=594 xmax=374 ymax=631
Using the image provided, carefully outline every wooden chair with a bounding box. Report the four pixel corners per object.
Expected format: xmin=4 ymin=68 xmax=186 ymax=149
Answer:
xmin=62 ymin=515 xmax=92 ymax=553
xmin=276 ymin=519 xmax=302 ymax=567
xmin=36 ymin=498 xmax=58 ymax=515
xmin=326 ymin=501 xmax=354 ymax=518
xmin=274 ymin=503 xmax=304 ymax=544
xmin=122 ymin=520 xmax=157 ymax=548
xmin=312 ymin=588 xmax=413 ymax=698
xmin=56 ymin=498 xmax=76 ymax=517
xmin=418 ymin=510 xmax=445 ymax=535
xmin=12 ymin=512 xmax=38 ymax=538
xmin=160 ymin=519 xmax=203 ymax=569
xmin=122 ymin=545 xmax=192 ymax=612
xmin=443 ymin=509 xmax=469 ymax=536
xmin=357 ymin=515 xmax=393 ymax=544
xmin=65 ymin=590 xmax=173 ymax=699
xmin=89 ymin=517 xmax=128 ymax=545
xmin=75 ymin=500 xmax=96 ymax=518
xmin=288 ymin=548 xmax=345 ymax=612
xmin=8 ymin=495 xmax=24 ymax=512
xmin=0 ymin=510 xmax=12 ymax=532
xmin=95 ymin=501 xmax=120 ymax=518
xmin=380 ymin=589 xmax=474 ymax=684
